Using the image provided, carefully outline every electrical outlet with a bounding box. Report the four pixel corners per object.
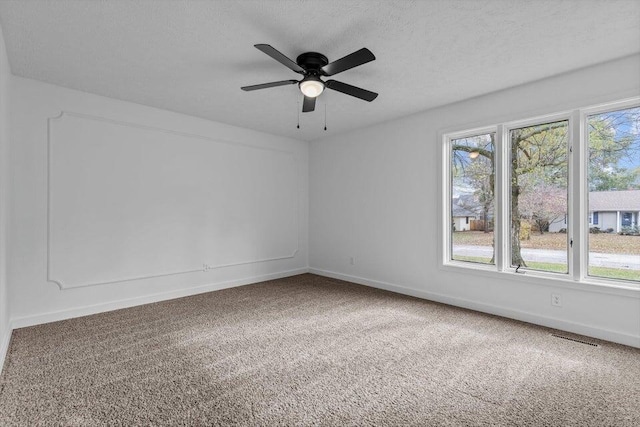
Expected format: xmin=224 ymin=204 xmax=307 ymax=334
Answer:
xmin=551 ymin=293 xmax=562 ymax=307
xmin=349 ymin=257 xmax=355 ymax=265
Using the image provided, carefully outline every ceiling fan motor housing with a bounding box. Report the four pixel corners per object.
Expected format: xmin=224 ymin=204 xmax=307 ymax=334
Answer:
xmin=296 ymin=52 xmax=329 ymax=75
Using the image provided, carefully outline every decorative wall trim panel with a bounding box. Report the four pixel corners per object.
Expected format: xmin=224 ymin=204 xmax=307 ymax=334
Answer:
xmin=47 ymin=111 xmax=299 ymax=289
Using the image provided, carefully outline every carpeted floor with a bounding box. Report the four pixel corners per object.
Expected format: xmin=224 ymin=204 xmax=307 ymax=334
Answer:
xmin=0 ymin=274 xmax=638 ymax=426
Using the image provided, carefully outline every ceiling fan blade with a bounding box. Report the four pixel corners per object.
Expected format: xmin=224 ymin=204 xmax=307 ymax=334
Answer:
xmin=254 ymin=44 xmax=305 ymax=74
xmin=302 ymin=96 xmax=316 ymax=112
xmin=321 ymin=48 xmax=375 ymax=76
xmin=241 ymin=80 xmax=298 ymax=91
xmin=325 ymin=80 xmax=378 ymax=102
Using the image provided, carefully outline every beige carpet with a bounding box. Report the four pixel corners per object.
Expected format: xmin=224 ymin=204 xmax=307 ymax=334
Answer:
xmin=0 ymin=274 xmax=638 ymax=426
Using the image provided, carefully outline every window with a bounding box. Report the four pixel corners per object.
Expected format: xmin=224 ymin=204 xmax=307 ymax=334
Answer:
xmin=509 ymin=120 xmax=569 ymax=274
xmin=449 ymin=132 xmax=495 ymax=265
xmin=443 ymin=99 xmax=640 ymax=286
xmin=587 ymin=105 xmax=640 ymax=282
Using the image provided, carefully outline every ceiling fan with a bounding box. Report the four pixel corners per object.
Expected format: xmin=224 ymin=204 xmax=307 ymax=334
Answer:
xmin=241 ymin=44 xmax=378 ymax=113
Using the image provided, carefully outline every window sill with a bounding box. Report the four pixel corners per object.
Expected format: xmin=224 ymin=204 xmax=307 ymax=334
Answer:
xmin=440 ymin=260 xmax=640 ymax=299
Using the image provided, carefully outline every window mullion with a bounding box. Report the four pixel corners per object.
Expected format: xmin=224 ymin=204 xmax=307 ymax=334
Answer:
xmin=495 ymin=124 xmax=506 ymax=271
xmin=442 ymin=135 xmax=452 ymax=264
xmin=570 ymin=110 xmax=585 ymax=281
xmin=567 ymin=110 xmax=584 ymax=281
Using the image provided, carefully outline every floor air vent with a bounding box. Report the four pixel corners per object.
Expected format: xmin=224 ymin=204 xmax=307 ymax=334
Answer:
xmin=552 ymin=334 xmax=599 ymax=347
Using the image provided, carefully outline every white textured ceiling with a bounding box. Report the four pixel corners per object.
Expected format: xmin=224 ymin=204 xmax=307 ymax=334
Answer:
xmin=0 ymin=0 xmax=639 ymax=141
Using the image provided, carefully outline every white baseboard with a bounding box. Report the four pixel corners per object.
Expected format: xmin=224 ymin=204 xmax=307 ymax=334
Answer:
xmin=11 ymin=267 xmax=309 ymax=330
xmin=0 ymin=325 xmax=12 ymax=375
xmin=309 ymin=268 xmax=640 ymax=349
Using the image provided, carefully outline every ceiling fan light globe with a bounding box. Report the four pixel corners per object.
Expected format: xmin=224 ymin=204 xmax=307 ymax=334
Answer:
xmin=299 ymin=79 xmax=324 ymax=98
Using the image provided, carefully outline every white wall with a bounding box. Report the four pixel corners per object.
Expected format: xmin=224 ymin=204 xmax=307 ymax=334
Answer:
xmin=0 ymin=21 xmax=10 ymax=361
xmin=8 ymin=76 xmax=308 ymax=327
xmin=310 ymin=55 xmax=640 ymax=347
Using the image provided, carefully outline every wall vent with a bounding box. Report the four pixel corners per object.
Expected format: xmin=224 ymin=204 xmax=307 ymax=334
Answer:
xmin=551 ymin=334 xmax=599 ymax=347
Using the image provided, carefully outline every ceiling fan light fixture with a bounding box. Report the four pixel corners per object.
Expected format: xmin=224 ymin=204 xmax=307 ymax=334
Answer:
xmin=299 ymin=77 xmax=325 ymax=98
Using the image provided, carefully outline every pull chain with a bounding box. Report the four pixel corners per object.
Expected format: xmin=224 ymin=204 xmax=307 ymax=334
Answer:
xmin=324 ymin=102 xmax=327 ymax=131
xmin=296 ymin=98 xmax=300 ymax=129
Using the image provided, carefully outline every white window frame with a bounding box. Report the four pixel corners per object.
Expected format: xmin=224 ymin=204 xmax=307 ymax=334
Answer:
xmin=439 ymin=97 xmax=640 ymax=296
xmin=580 ymin=98 xmax=640 ymax=284
xmin=502 ymin=112 xmax=574 ymax=278
xmin=442 ymin=125 xmax=497 ymax=270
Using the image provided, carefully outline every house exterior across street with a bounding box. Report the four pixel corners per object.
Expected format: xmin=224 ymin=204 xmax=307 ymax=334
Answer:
xmin=452 ymin=205 xmax=479 ymax=231
xmin=549 ymin=190 xmax=640 ymax=233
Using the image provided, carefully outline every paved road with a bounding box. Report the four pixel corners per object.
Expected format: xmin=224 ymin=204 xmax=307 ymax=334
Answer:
xmin=453 ymin=245 xmax=640 ymax=270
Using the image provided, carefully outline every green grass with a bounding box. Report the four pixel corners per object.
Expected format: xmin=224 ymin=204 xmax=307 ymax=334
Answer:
xmin=452 ymin=255 xmax=640 ymax=282
xmin=588 ymin=267 xmax=640 ymax=282
xmin=525 ymin=261 xmax=567 ymax=273
xmin=452 ymin=255 xmax=493 ymax=264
